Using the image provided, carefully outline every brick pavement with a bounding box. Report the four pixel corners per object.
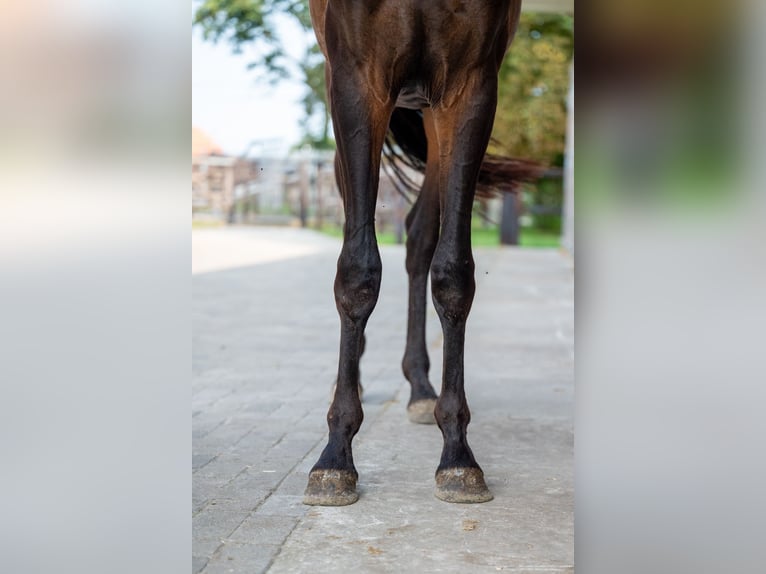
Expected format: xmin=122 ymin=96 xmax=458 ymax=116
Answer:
xmin=193 ymin=226 xmax=573 ymax=573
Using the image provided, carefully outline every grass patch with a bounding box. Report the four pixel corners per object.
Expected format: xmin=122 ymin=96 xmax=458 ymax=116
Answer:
xmin=319 ymin=224 xmax=559 ymax=248
xmin=318 ymin=225 xmax=344 ymax=239
xmin=192 ymin=219 xmax=224 ymax=229
xmin=519 ymin=228 xmax=561 ymax=248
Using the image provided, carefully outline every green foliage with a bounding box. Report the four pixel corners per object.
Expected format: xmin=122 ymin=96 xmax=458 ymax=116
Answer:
xmin=320 ymin=217 xmax=560 ymax=249
xmin=524 ymin=178 xmax=563 ymax=233
xmin=491 ymin=13 xmax=573 ymax=167
xmin=194 ymin=0 xmax=312 ymax=80
xmin=194 ymin=0 xmax=312 ymax=41
xmin=491 ymin=13 xmax=572 ymax=236
xmin=194 ymin=0 xmax=332 ymax=147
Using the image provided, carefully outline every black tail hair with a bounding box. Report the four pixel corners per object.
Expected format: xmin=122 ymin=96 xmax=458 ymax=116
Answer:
xmin=382 ymin=107 xmax=543 ymax=201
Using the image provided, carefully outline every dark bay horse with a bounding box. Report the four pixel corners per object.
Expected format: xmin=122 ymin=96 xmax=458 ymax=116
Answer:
xmin=304 ymin=0 xmax=533 ymax=505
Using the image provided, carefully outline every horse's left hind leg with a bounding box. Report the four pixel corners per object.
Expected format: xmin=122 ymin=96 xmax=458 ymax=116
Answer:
xmin=402 ymin=130 xmax=440 ymax=423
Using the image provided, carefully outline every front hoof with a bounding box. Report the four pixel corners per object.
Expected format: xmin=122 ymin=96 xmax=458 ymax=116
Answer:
xmin=407 ymin=398 xmax=437 ymax=424
xmin=434 ymin=467 xmax=493 ymax=503
xmin=303 ymin=469 xmax=359 ymax=506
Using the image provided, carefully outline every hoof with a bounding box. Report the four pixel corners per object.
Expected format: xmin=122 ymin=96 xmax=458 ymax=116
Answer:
xmin=434 ymin=468 xmax=493 ymax=503
xmin=303 ymin=469 xmax=359 ymax=506
xmin=407 ymin=398 xmax=437 ymax=424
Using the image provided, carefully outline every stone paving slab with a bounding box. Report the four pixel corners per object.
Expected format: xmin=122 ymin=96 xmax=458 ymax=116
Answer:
xmin=193 ymin=227 xmax=573 ymax=573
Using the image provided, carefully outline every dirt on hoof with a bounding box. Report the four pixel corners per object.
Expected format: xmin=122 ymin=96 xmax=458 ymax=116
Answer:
xmin=303 ymin=469 xmax=359 ymax=506
xmin=434 ymin=467 xmax=493 ymax=503
xmin=407 ymin=398 xmax=437 ymax=424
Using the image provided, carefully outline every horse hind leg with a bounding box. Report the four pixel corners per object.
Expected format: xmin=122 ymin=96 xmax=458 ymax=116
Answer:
xmin=402 ymin=112 xmax=440 ymax=424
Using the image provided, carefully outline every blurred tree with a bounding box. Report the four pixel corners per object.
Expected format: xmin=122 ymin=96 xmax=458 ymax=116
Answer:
xmin=492 ymin=13 xmax=573 ymax=238
xmin=193 ymin=0 xmax=333 ymax=148
xmin=491 ymin=13 xmax=574 ymax=167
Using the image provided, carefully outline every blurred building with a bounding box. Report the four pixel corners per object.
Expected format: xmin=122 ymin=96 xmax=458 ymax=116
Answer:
xmin=281 ymin=148 xmax=339 ymax=227
xmin=192 ymin=127 xmax=261 ymax=221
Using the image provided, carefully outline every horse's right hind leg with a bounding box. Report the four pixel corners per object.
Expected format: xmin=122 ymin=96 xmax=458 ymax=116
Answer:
xmin=402 ymin=110 xmax=440 ymax=424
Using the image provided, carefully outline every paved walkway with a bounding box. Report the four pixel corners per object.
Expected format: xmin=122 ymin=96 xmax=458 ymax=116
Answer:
xmin=193 ymin=226 xmax=573 ymax=574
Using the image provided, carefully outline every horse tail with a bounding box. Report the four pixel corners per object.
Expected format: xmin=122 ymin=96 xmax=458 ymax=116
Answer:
xmin=382 ymin=107 xmax=542 ymax=200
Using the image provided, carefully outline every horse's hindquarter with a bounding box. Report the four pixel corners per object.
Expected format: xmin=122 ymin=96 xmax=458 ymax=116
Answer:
xmin=311 ymin=0 xmax=521 ymax=108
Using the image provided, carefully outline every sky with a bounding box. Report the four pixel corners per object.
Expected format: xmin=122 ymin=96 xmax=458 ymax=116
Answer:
xmin=191 ymin=13 xmax=312 ymax=157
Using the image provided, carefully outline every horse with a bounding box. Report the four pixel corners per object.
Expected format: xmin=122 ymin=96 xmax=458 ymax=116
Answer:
xmin=303 ymin=0 xmax=537 ymax=506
